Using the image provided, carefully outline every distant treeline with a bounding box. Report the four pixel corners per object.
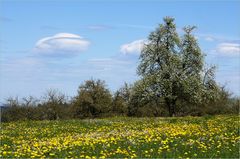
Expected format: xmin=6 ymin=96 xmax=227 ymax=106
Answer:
xmin=1 ymin=17 xmax=239 ymax=122
xmin=1 ymin=79 xmax=239 ymax=122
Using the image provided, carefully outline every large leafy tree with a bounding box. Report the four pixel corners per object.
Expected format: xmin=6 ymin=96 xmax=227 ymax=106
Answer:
xmin=137 ymin=17 xmax=219 ymax=117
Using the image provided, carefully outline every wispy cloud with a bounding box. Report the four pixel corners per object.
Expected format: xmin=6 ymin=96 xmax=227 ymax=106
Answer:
xmin=117 ymin=24 xmax=154 ymax=30
xmin=120 ymin=39 xmax=146 ymax=55
xmin=197 ymin=34 xmax=219 ymax=42
xmin=86 ymin=24 xmax=153 ymax=31
xmin=40 ymin=25 xmax=60 ymax=30
xmin=204 ymin=36 xmax=215 ymax=42
xmin=85 ymin=24 xmax=153 ymax=31
xmin=87 ymin=25 xmax=112 ymax=31
xmin=215 ymin=43 xmax=240 ymax=56
xmin=33 ymin=33 xmax=90 ymax=57
xmin=197 ymin=33 xmax=240 ymax=43
xmin=216 ymin=69 xmax=240 ymax=96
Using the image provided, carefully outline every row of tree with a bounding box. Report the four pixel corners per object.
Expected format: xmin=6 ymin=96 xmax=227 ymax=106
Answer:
xmin=1 ymin=79 xmax=238 ymax=122
xmin=1 ymin=17 xmax=239 ymax=122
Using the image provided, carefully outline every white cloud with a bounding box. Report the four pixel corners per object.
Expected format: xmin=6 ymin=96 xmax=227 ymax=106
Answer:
xmin=120 ymin=39 xmax=146 ymax=54
xmin=197 ymin=33 xmax=240 ymax=43
xmin=204 ymin=36 xmax=215 ymax=42
xmin=87 ymin=25 xmax=110 ymax=30
xmin=34 ymin=33 xmax=90 ymax=57
xmin=216 ymin=43 xmax=240 ymax=56
xmin=118 ymin=24 xmax=153 ymax=30
xmin=196 ymin=34 xmax=217 ymax=42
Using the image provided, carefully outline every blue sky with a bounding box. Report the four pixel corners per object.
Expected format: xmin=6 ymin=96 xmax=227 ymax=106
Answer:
xmin=0 ymin=0 xmax=239 ymax=103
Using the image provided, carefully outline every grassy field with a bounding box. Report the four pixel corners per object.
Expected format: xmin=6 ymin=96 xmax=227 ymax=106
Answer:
xmin=1 ymin=115 xmax=239 ymax=158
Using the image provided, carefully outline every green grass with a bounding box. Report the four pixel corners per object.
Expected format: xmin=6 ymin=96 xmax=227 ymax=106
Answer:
xmin=1 ymin=115 xmax=239 ymax=158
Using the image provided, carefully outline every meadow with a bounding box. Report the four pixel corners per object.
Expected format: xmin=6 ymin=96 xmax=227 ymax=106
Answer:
xmin=1 ymin=115 xmax=239 ymax=158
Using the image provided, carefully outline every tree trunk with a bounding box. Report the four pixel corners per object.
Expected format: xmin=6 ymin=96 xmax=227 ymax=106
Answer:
xmin=166 ymin=98 xmax=176 ymax=117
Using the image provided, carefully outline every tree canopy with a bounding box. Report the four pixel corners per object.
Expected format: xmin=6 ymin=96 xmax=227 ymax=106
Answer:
xmin=137 ymin=17 xmax=220 ymax=116
xmin=72 ymin=79 xmax=112 ymax=118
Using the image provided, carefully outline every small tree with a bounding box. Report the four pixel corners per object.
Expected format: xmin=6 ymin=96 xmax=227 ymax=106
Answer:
xmin=1 ymin=97 xmax=23 ymax=121
xmin=72 ymin=79 xmax=112 ymax=118
xmin=112 ymin=83 xmax=131 ymax=116
xmin=22 ymin=96 xmax=39 ymax=120
xmin=41 ymin=89 xmax=68 ymax=120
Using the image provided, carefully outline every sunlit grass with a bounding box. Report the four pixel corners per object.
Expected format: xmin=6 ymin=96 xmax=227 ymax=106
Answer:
xmin=1 ymin=115 xmax=239 ymax=158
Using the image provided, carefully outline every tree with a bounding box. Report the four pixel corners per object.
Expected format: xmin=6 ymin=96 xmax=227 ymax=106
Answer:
xmin=137 ymin=17 xmax=180 ymax=116
xmin=137 ymin=17 xmax=220 ymax=117
xmin=112 ymin=83 xmax=131 ymax=115
xmin=72 ymin=79 xmax=112 ymax=118
xmin=41 ymin=89 xmax=68 ymax=120
xmin=1 ymin=97 xmax=23 ymax=121
xmin=128 ymin=78 xmax=166 ymax=117
xmin=22 ymin=96 xmax=39 ymax=120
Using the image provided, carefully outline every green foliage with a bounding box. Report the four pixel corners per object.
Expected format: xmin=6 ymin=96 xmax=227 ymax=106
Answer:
xmin=128 ymin=80 xmax=167 ymax=117
xmin=112 ymin=83 xmax=131 ymax=116
xmin=72 ymin=79 xmax=112 ymax=118
xmin=40 ymin=89 xmax=69 ymax=120
xmin=136 ymin=17 xmax=221 ymax=117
